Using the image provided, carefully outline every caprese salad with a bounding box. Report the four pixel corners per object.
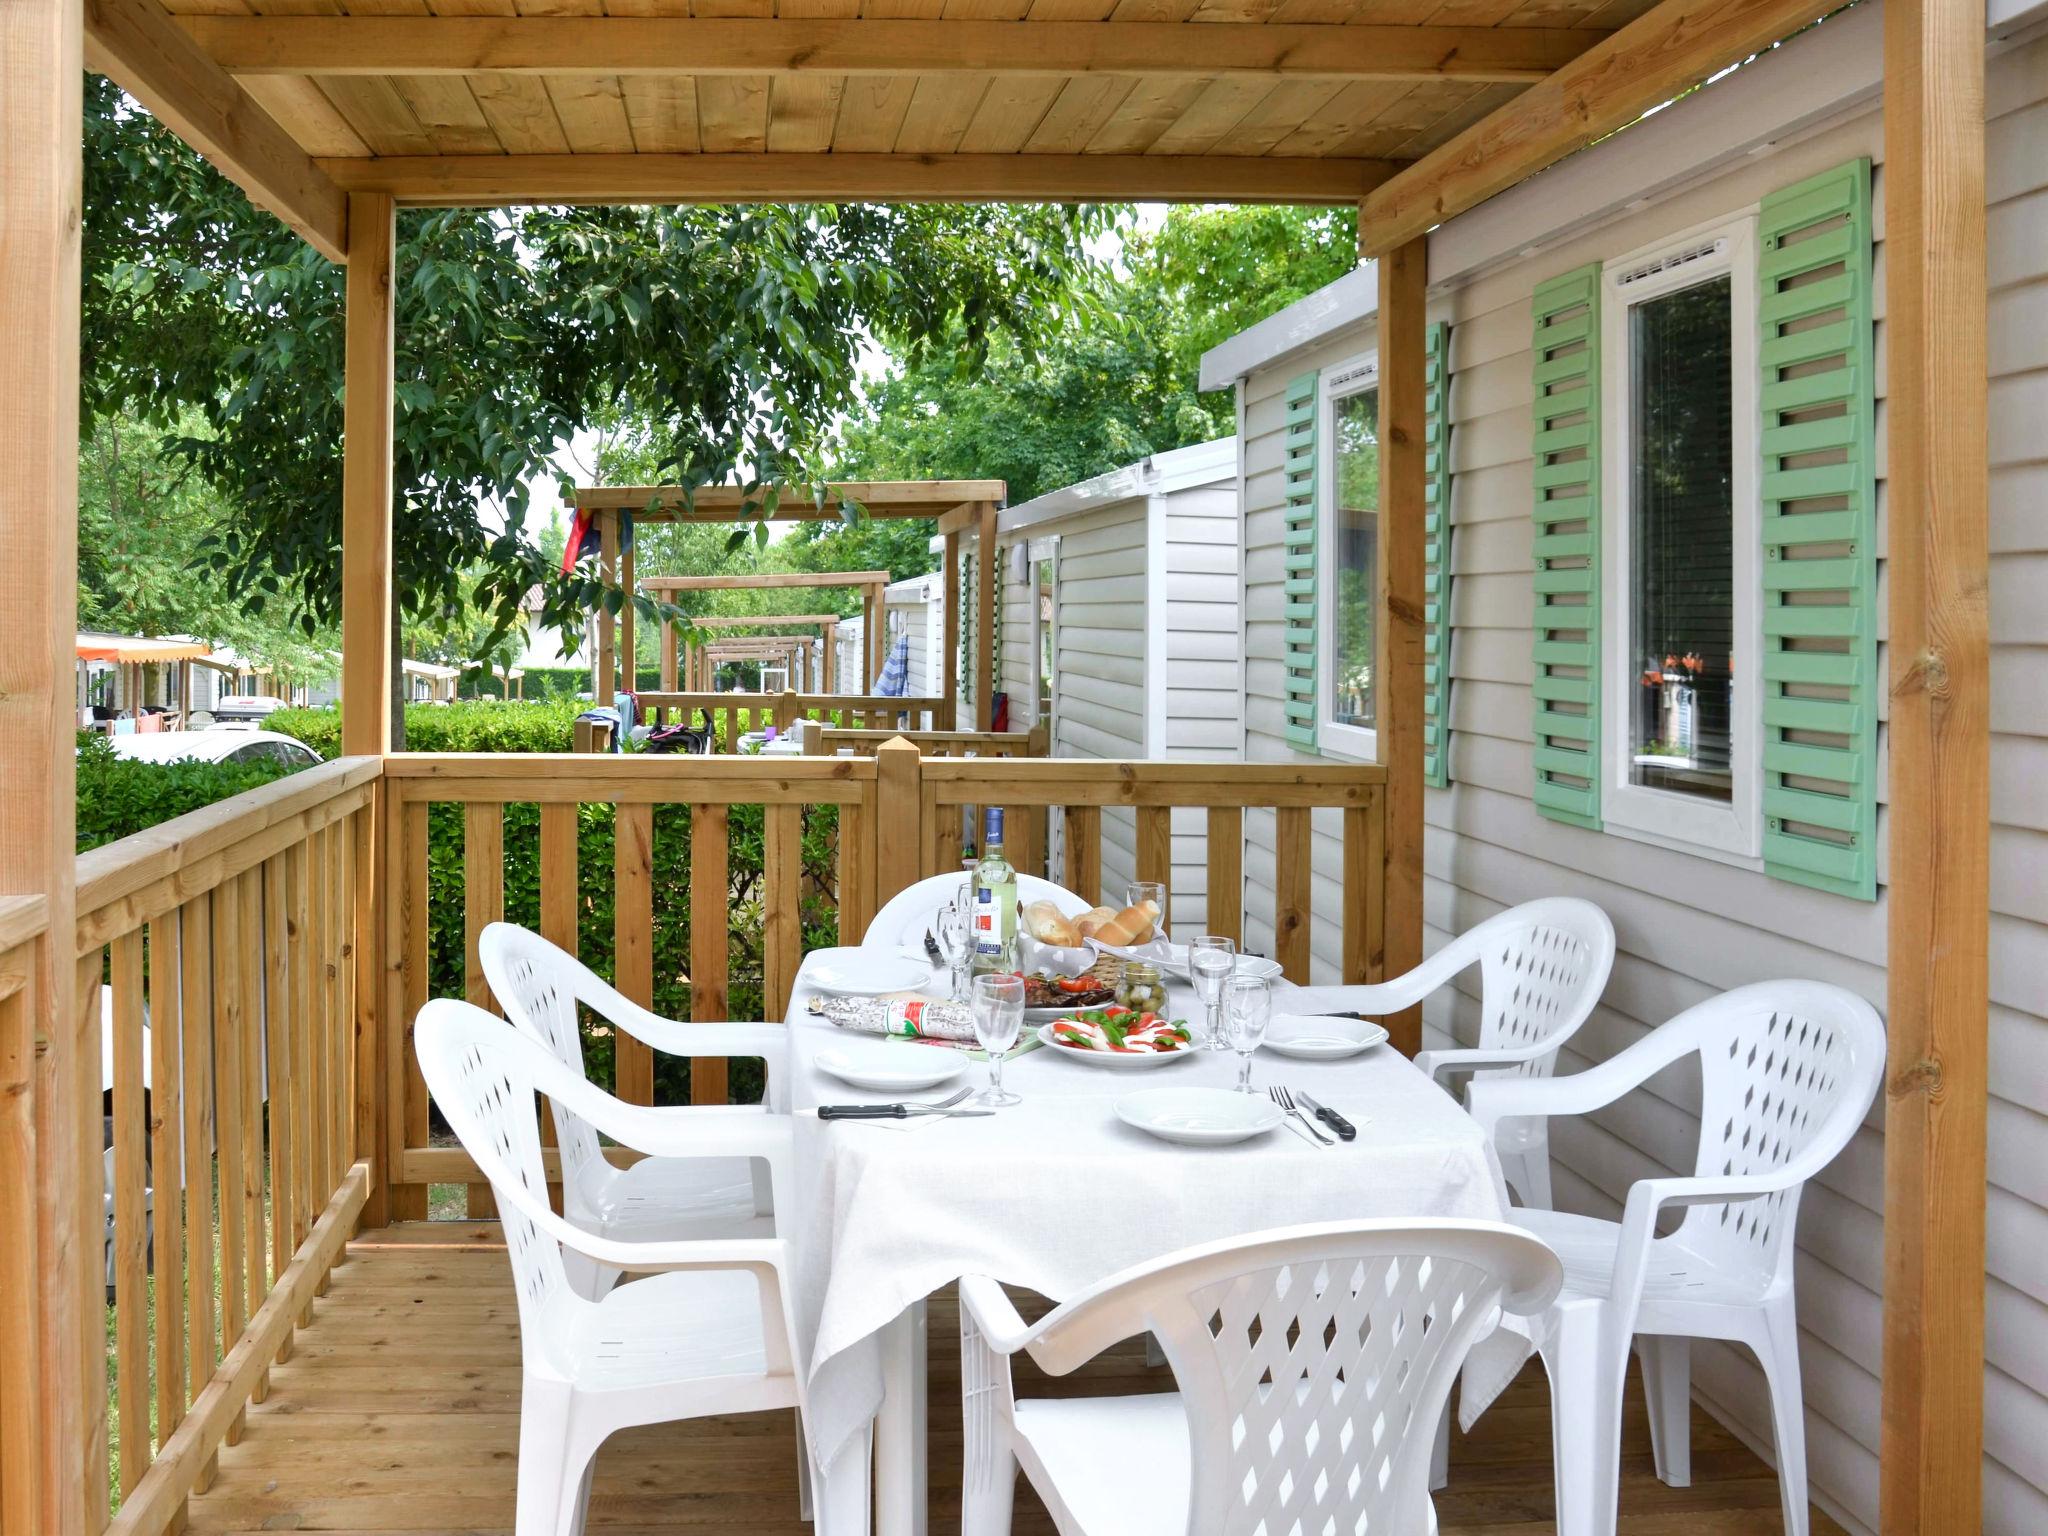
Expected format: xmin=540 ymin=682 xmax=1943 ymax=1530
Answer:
xmin=1047 ymin=1006 xmax=1194 ymax=1055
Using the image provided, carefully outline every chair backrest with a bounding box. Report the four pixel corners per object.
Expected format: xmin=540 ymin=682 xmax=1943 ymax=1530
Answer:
xmin=1462 ymin=898 xmax=1615 ymax=1077
xmin=861 ymin=872 xmax=1088 ymax=949
xmin=477 ymin=923 xmax=607 ymax=1210
xmin=1676 ymin=980 xmax=1885 ymax=1282
xmin=414 ymin=1000 xmax=576 ymax=1345
xmin=1023 ymin=1220 xmax=1561 ymax=1536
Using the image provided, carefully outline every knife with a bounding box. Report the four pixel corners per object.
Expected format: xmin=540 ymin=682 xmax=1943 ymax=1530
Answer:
xmin=818 ymin=1103 xmax=996 ymax=1119
xmin=1294 ymin=1090 xmax=1357 ymax=1141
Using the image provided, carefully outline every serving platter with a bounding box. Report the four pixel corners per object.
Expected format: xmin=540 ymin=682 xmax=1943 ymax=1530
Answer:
xmin=1034 ymin=1021 xmax=1197 ymax=1069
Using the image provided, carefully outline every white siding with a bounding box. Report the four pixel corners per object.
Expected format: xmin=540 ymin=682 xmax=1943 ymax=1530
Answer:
xmin=1230 ymin=36 xmax=2048 ymax=1535
xmin=1161 ymin=482 xmax=1244 ymax=934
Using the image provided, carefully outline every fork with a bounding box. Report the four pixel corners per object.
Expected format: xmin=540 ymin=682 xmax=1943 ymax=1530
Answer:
xmin=818 ymin=1087 xmax=983 ymax=1120
xmin=1269 ymin=1085 xmax=1334 ymax=1146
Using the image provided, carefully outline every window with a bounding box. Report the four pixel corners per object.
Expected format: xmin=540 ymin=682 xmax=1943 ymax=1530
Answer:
xmin=1320 ymin=355 xmax=1380 ymax=755
xmin=1600 ymin=219 xmax=1761 ymax=858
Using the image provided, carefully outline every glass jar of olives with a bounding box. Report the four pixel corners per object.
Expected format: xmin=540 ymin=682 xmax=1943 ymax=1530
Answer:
xmin=1116 ymin=960 xmax=1167 ymax=1015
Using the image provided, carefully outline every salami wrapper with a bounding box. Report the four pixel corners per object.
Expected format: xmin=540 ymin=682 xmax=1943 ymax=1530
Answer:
xmin=807 ymin=994 xmax=980 ymax=1044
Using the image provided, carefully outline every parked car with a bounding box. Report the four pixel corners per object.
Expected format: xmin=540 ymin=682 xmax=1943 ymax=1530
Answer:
xmin=102 ymin=729 xmax=322 ymax=770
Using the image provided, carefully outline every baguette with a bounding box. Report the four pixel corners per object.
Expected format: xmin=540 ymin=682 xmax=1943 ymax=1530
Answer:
xmin=1022 ymin=899 xmax=1082 ymax=948
xmin=1074 ymin=906 xmax=1120 ymax=939
xmin=1093 ymin=904 xmax=1156 ymax=947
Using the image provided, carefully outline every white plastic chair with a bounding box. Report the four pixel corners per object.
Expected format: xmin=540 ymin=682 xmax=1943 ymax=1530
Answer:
xmin=480 ymin=922 xmax=788 ymax=1300
xmin=1334 ymin=898 xmax=1615 ymax=1209
xmin=416 ymin=1000 xmax=819 ymax=1536
xmin=861 ymin=872 xmax=1088 ymax=950
xmin=957 ymin=1219 xmax=1563 ymax=1536
xmin=1467 ymin=980 xmax=1884 ymax=1536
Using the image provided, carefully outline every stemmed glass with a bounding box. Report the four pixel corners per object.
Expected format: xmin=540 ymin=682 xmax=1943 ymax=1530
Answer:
xmin=969 ymin=973 xmax=1025 ymax=1107
xmin=934 ymin=893 xmax=972 ymax=1004
xmin=1222 ymin=974 xmax=1273 ymax=1094
xmin=1188 ymin=934 xmax=1237 ymax=1050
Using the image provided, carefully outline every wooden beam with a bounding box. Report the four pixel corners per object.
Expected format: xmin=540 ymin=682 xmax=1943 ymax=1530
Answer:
xmin=2 ymin=0 xmax=87 ymax=1522
xmin=1375 ymin=236 xmax=1428 ymax=1058
xmin=1880 ymin=0 xmax=1988 ymax=1528
xmin=83 ymin=0 xmax=347 ymax=261
xmin=974 ymin=503 xmax=997 ymax=731
xmin=319 ymin=152 xmax=1402 ymax=209
xmin=340 ymin=193 xmax=394 ymax=758
xmin=943 ymin=531 xmax=961 ymax=724
xmin=690 ymin=613 xmax=840 ymax=628
xmin=1356 ymin=0 xmax=1838 ymax=258
xmin=642 ymin=570 xmax=891 ymax=592
xmin=579 ymin=480 xmax=1004 ymax=515
xmin=187 ymin=16 xmax=1608 ymax=83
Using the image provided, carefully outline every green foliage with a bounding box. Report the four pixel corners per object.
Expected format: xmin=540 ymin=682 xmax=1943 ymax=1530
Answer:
xmin=74 ymin=734 xmax=305 ymax=853
xmin=81 ymin=77 xmax=1099 ymax=653
xmin=269 ymin=699 xmax=587 ymax=758
xmin=839 ymin=205 xmax=1360 ymax=503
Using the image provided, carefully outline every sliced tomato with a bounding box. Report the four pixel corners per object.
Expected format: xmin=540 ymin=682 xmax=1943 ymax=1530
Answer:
xmin=1055 ymin=975 xmax=1098 ymax=994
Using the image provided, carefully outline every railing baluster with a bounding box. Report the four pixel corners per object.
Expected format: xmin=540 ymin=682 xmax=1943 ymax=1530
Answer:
xmin=211 ymin=877 xmax=247 ymax=1371
xmin=538 ymin=803 xmax=578 ymax=1201
xmin=1274 ymin=807 xmax=1312 ymax=984
xmin=111 ymin=928 xmax=148 ymax=1497
xmin=179 ymin=898 xmax=216 ymax=1413
xmin=1137 ymin=806 xmax=1173 ymax=933
xmin=1342 ymin=805 xmax=1374 ymax=986
xmin=394 ymin=798 xmax=430 ymax=1222
xmin=235 ymin=868 xmax=265 ymax=1386
xmin=463 ymin=803 xmax=504 ymax=1216
xmin=613 ymin=802 xmax=654 ymax=1105
xmin=147 ymin=912 xmax=187 ymax=1463
xmin=262 ymin=854 xmax=294 ymax=1303
xmin=1206 ymin=806 xmax=1243 ymax=947
xmin=689 ymin=805 xmax=730 ymax=1106
xmin=764 ymin=804 xmax=802 ymax=1023
xmin=1065 ymin=805 xmax=1102 ymax=907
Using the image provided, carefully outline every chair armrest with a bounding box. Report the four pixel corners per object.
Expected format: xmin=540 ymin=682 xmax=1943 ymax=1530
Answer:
xmin=1466 ymin=1022 xmax=1700 ymax=1141
xmin=1413 ymin=1043 xmax=1555 ymax=1087
xmin=596 ymin=994 xmax=787 ymax=1064
xmin=573 ymin=1231 xmax=792 ymax=1277
xmin=958 ymin=1275 xmax=1035 ymax=1355
xmin=566 ymin=1084 xmax=794 ymax=1166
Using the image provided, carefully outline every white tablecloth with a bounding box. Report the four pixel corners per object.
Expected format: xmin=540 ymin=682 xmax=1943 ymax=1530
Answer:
xmin=780 ymin=962 xmax=1517 ymax=1468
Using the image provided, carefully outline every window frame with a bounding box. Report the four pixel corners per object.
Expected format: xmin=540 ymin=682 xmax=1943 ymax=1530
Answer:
xmin=1597 ymin=213 xmax=1764 ymax=863
xmin=1317 ymin=349 xmax=1382 ymax=762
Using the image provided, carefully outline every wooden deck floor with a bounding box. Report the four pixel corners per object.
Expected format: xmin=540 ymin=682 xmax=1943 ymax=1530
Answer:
xmin=185 ymin=1223 xmax=1845 ymax=1536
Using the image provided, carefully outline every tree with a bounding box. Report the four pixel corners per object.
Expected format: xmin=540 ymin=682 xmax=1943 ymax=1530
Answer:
xmin=836 ymin=205 xmax=1358 ymax=503
xmin=81 ymin=79 xmax=1101 ymax=664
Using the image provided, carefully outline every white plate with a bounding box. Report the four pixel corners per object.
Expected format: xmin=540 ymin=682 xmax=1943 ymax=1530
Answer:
xmin=1034 ymin=1022 xmax=1198 ymax=1069
xmin=1115 ymin=1087 xmax=1285 ymax=1145
xmin=813 ymin=1043 xmax=968 ymax=1093
xmin=1261 ymin=1013 xmax=1390 ymax=1059
xmin=804 ymin=949 xmax=936 ymax=996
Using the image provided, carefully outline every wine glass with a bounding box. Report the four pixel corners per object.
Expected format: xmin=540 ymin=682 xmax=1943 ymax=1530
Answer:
xmin=1222 ymin=974 xmax=1273 ymax=1094
xmin=1188 ymin=934 xmax=1237 ymax=1051
xmin=1125 ymin=881 xmax=1167 ymax=941
xmin=934 ymin=898 xmax=972 ymax=1004
xmin=969 ymin=973 xmax=1025 ymax=1107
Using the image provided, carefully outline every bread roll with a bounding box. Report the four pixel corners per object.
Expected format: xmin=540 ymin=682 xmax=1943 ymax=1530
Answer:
xmin=1093 ymin=904 xmax=1156 ymax=947
xmin=1023 ymin=900 xmax=1081 ymax=947
xmin=1074 ymin=906 xmax=1120 ymax=939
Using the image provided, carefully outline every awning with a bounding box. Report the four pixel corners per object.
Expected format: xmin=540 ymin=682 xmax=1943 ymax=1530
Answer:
xmin=76 ymin=633 xmax=213 ymax=664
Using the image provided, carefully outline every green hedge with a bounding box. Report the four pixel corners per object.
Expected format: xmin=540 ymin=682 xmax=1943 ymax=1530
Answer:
xmin=269 ymin=698 xmax=586 ymax=757
xmin=75 ymin=733 xmax=305 ymax=853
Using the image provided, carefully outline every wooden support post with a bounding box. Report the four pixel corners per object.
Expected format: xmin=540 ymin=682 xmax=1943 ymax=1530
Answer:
xmin=974 ymin=503 xmax=997 ymax=729
xmin=823 ymin=618 xmax=838 ymax=693
xmin=943 ymin=530 xmax=961 ymax=722
xmin=2 ymin=0 xmax=86 ymax=1522
xmin=874 ymin=739 xmax=923 ymax=910
xmin=1376 ymin=234 xmax=1428 ymax=1057
xmin=341 ymin=193 xmax=395 ymax=759
xmin=619 ymin=530 xmax=637 ymax=691
xmin=595 ymin=509 xmax=619 ymax=702
xmin=1880 ymin=0 xmax=1988 ymax=1529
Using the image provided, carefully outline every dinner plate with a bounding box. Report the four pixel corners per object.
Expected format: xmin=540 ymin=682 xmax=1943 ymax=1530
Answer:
xmin=1034 ymin=1022 xmax=1198 ymax=1069
xmin=804 ymin=949 xmax=936 ymax=996
xmin=813 ymin=1043 xmax=968 ymax=1093
xmin=1115 ymin=1087 xmax=1285 ymax=1145
xmin=1261 ymin=1013 xmax=1390 ymax=1059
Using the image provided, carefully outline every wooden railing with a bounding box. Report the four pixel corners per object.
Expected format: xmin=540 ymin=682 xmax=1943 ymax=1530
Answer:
xmin=74 ymin=758 xmax=378 ymax=1536
xmin=376 ymin=745 xmax=1388 ymax=1196
xmin=810 ymin=724 xmax=1053 ymax=876
xmin=634 ymin=689 xmax=955 ymax=742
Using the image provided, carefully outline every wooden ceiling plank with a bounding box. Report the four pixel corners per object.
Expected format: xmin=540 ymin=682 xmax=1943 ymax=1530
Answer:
xmin=764 ymin=74 xmax=844 ymax=152
xmin=1201 ymin=77 xmax=1346 ymax=154
xmin=953 ymin=75 xmax=1067 ymax=152
xmin=1084 ymin=74 xmax=1211 ymax=154
xmin=1023 ymin=74 xmax=1139 ymax=151
xmin=182 ymin=15 xmax=1616 ymax=81
xmin=893 ymin=73 xmax=997 ymax=154
xmin=316 ymin=148 xmax=1402 ymax=201
xmin=1357 ymin=0 xmax=1843 ymax=256
xmin=84 ymin=0 xmax=348 ymax=259
xmin=829 ymin=76 xmax=920 ymax=149
xmin=1140 ymin=75 xmax=1275 ymax=155
xmin=696 ymin=74 xmax=774 ymax=150
xmin=471 ymin=71 xmax=574 ymax=152
xmin=541 ymin=71 xmax=637 ymax=150
xmin=241 ymin=75 xmax=376 ymax=155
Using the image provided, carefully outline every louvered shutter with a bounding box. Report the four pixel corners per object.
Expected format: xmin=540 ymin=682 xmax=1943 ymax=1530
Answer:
xmin=1529 ymin=266 xmax=1602 ymax=828
xmin=1758 ymin=159 xmax=1877 ymax=899
xmin=1423 ymin=321 xmax=1453 ymax=788
xmin=1282 ymin=370 xmax=1320 ymax=752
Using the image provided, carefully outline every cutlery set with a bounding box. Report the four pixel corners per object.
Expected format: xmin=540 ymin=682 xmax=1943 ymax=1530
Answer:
xmin=818 ymin=1087 xmax=993 ymax=1120
xmin=1269 ymin=1085 xmax=1359 ymax=1146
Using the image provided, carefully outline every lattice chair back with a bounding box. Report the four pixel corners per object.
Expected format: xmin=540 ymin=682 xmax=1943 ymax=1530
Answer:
xmin=1676 ymin=980 xmax=1885 ymax=1284
xmin=480 ymin=922 xmax=611 ymax=1210
xmin=1025 ymin=1221 xmax=1561 ymax=1536
xmin=1468 ymin=897 xmax=1614 ymax=1077
xmin=414 ymin=1000 xmax=577 ymax=1355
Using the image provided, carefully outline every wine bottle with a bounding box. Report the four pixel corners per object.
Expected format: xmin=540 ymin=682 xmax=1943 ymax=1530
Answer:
xmin=969 ymin=807 xmax=1017 ymax=977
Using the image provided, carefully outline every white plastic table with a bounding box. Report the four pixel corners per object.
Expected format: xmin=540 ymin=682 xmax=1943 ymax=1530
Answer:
xmin=781 ymin=959 xmax=1515 ymax=1535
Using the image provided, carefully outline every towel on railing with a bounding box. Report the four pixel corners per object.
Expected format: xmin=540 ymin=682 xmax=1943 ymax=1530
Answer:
xmin=872 ymin=632 xmax=909 ymax=697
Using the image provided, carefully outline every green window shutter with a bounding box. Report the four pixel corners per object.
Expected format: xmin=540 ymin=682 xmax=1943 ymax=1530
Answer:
xmin=1423 ymin=321 xmax=1453 ymax=789
xmin=1758 ymin=158 xmax=1877 ymax=900
xmin=1282 ymin=369 xmax=1320 ymax=753
xmin=1529 ymin=265 xmax=1602 ymax=829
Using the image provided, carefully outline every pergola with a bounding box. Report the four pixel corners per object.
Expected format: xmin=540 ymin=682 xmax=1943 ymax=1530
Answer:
xmin=674 ymin=614 xmax=841 ymax=693
xmin=590 ymin=481 xmax=1004 ymax=725
xmin=4 ymin=0 xmax=1992 ymax=1532
xmin=697 ymin=634 xmax=818 ymax=693
xmin=634 ymin=569 xmax=892 ymax=699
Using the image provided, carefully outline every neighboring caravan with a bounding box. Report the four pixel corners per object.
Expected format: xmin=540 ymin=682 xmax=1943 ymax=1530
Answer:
xmin=996 ymin=438 xmax=1242 ymax=931
xmin=1198 ymin=11 xmax=2046 ymax=1534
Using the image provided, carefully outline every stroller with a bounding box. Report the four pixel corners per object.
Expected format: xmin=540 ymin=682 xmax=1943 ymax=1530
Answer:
xmin=644 ymin=709 xmax=717 ymax=755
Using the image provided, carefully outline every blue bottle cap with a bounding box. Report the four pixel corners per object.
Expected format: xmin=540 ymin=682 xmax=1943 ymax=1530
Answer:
xmin=984 ymin=806 xmax=1004 ymax=844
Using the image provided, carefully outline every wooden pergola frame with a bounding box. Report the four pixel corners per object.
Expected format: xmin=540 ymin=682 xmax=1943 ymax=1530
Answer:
xmin=667 ymin=613 xmax=840 ymax=694
xmin=633 ymin=568 xmax=901 ymax=705
xmin=2 ymin=0 xmax=1991 ymax=1530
